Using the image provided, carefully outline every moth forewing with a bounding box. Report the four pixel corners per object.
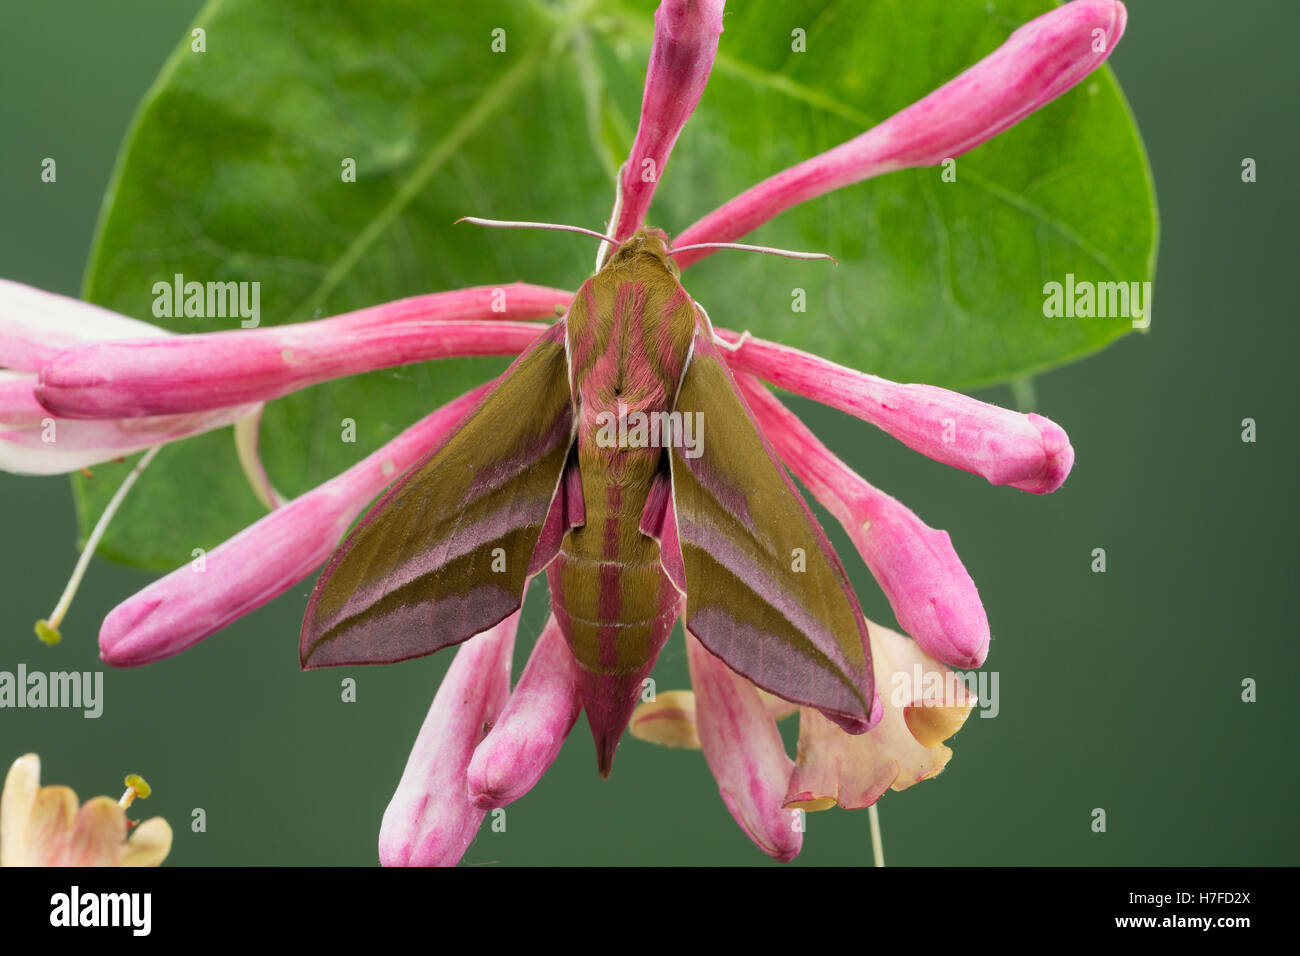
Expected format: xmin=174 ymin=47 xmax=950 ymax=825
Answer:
xmin=663 ymin=330 xmax=876 ymax=733
xmin=299 ymin=322 xmax=576 ymax=669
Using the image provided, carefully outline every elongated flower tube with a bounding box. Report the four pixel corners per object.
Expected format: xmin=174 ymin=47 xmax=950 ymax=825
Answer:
xmin=786 ymin=620 xmax=976 ymax=811
xmin=0 ymin=281 xmax=259 ymax=474
xmin=610 ymin=0 xmax=726 ymax=241
xmin=721 ymin=330 xmax=1073 ymax=494
xmin=686 ymin=633 xmax=802 ymax=862
xmin=467 ymin=615 xmax=582 ymax=810
xmin=37 ymin=284 xmax=567 ymax=418
xmin=737 ymin=373 xmax=989 ymax=668
xmin=379 ymin=615 xmax=518 ymax=867
xmin=98 ymin=381 xmax=493 ymax=666
xmin=673 ymin=0 xmax=1127 ymax=266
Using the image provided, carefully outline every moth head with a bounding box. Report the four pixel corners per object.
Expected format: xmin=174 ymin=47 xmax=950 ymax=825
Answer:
xmin=606 ymin=227 xmax=679 ymax=277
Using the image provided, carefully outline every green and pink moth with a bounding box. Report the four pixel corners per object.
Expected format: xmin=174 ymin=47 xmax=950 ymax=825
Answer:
xmin=0 ymin=0 xmax=1126 ymax=864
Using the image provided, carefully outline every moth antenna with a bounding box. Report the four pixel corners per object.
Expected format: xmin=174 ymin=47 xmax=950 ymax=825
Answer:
xmin=669 ymin=241 xmax=837 ymax=264
xmin=455 ymin=217 xmax=619 ymax=248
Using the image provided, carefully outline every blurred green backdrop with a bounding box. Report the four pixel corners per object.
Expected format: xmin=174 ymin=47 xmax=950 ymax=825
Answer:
xmin=1 ymin=0 xmax=1295 ymax=866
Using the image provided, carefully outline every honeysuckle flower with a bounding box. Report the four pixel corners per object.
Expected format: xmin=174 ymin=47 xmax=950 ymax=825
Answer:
xmin=0 ymin=0 xmax=1129 ymax=864
xmin=0 ymin=754 xmax=172 ymax=866
xmin=610 ymin=0 xmax=725 ymax=243
xmin=630 ymin=618 xmax=976 ymax=855
xmin=786 ymin=618 xmax=976 ymax=811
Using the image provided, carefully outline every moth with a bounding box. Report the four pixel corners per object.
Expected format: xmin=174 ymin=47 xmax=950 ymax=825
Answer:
xmin=300 ymin=224 xmax=876 ymax=773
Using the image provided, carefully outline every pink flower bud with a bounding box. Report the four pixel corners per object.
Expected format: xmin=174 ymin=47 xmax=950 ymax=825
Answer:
xmin=687 ymin=632 xmax=802 ymax=862
xmin=674 ymin=0 xmax=1127 ymax=265
xmin=467 ymin=616 xmax=582 ymax=809
xmin=723 ymin=331 xmax=1073 ymax=494
xmin=611 ymin=0 xmax=726 ymax=240
xmin=379 ymin=615 xmax=518 ymax=867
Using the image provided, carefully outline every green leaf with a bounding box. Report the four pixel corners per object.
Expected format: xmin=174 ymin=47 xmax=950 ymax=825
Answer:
xmin=79 ymin=0 xmax=1156 ymax=570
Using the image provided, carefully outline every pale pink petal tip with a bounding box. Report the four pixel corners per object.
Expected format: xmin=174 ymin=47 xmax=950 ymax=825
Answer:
xmin=1014 ymin=413 xmax=1075 ymax=494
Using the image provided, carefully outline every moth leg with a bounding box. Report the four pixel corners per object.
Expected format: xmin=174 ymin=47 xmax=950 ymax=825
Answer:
xmin=712 ymin=329 xmax=751 ymax=353
xmin=692 ymin=299 xmax=751 ymax=354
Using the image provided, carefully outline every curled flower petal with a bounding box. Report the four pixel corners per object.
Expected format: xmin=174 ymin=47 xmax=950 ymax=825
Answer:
xmin=38 ymin=312 xmax=551 ymax=419
xmin=119 ymin=817 xmax=173 ymax=867
xmin=673 ymin=0 xmax=1127 ymax=265
xmin=0 ymin=753 xmax=40 ymax=866
xmin=467 ymin=615 xmax=582 ymax=810
xmin=721 ymin=330 xmax=1073 ymax=493
xmin=0 ymin=370 xmax=259 ymax=475
xmin=378 ymin=614 xmax=518 ymax=867
xmin=631 ymin=686 xmax=798 ymax=750
xmin=687 ymin=633 xmax=802 ymax=862
xmin=98 ymin=381 xmax=492 ymax=666
xmin=0 ymin=280 xmax=167 ymax=372
xmin=611 ymin=0 xmax=726 ymax=240
xmin=786 ymin=620 xmax=976 ymax=812
xmin=737 ymin=373 xmax=989 ymax=668
xmin=630 ymin=690 xmax=702 ymax=750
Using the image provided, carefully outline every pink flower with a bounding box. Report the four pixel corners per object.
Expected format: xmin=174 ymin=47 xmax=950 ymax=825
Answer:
xmin=0 ymin=0 xmax=1129 ymax=864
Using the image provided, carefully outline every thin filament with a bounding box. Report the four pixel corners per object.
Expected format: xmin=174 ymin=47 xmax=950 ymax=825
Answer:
xmin=668 ymin=241 xmax=836 ymax=263
xmin=40 ymin=445 xmax=161 ymax=636
xmin=455 ymin=217 xmax=618 ymax=248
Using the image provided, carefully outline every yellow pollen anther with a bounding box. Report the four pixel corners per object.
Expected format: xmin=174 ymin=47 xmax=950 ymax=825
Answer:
xmin=34 ymin=620 xmax=62 ymax=646
xmin=119 ymin=773 xmax=152 ymax=808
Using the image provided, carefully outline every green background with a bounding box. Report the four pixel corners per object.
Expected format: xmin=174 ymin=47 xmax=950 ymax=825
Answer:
xmin=1 ymin=0 xmax=1295 ymax=865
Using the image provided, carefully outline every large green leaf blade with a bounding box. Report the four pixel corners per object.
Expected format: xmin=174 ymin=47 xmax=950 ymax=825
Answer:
xmin=79 ymin=0 xmax=1156 ymax=570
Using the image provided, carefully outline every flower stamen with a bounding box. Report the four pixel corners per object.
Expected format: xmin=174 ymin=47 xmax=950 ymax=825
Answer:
xmin=118 ymin=773 xmax=151 ymax=811
xmin=36 ymin=445 xmax=161 ymax=645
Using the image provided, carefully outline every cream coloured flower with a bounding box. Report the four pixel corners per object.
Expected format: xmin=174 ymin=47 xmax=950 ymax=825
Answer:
xmin=0 ymin=753 xmax=171 ymax=867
